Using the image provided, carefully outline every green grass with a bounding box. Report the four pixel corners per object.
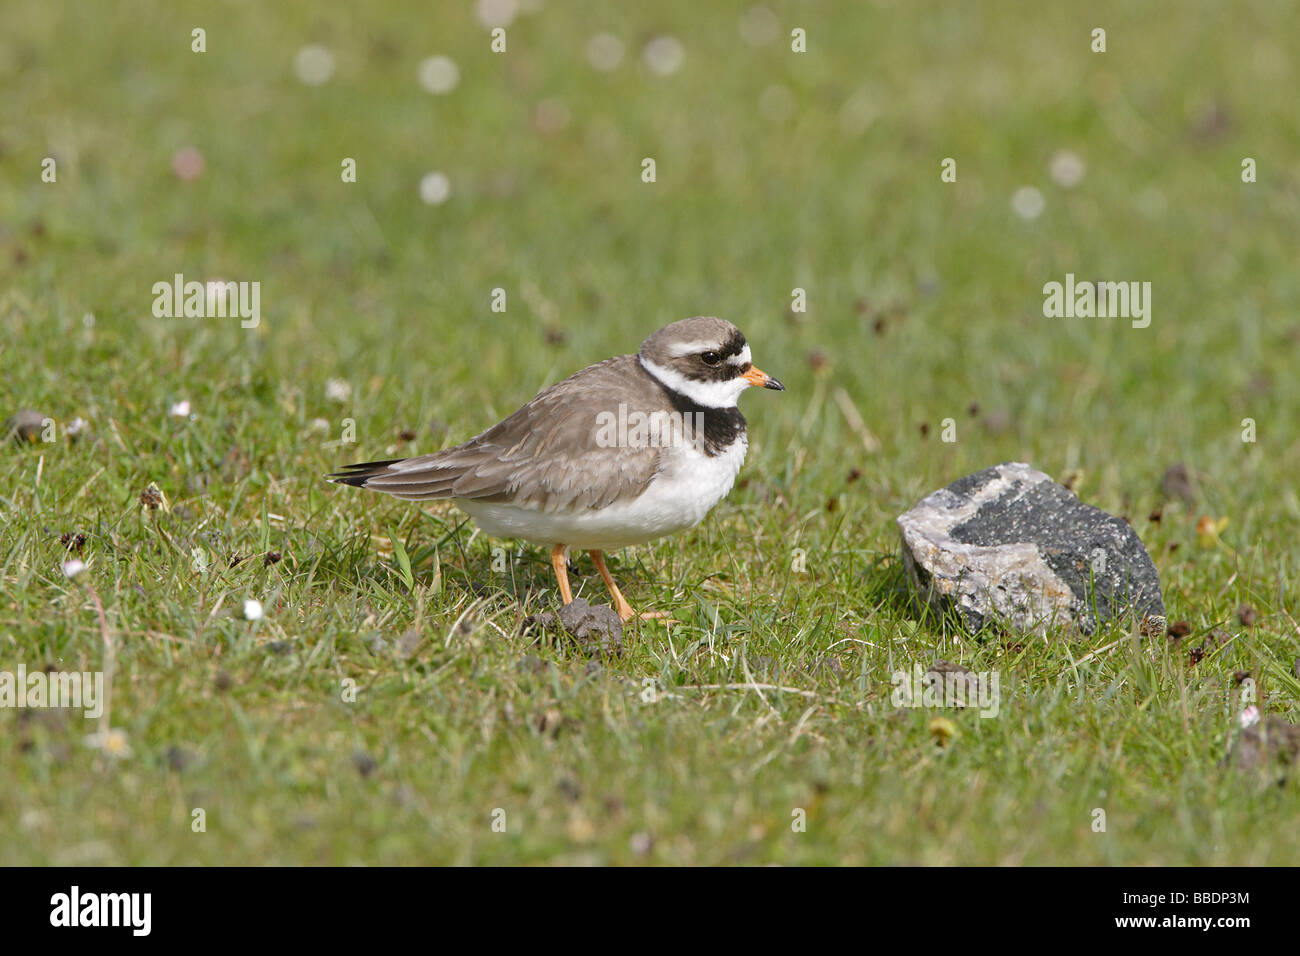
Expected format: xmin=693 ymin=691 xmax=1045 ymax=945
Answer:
xmin=2 ymin=0 xmax=1298 ymax=864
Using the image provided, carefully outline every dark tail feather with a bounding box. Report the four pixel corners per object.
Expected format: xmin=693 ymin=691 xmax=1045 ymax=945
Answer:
xmin=327 ymin=458 xmax=407 ymax=488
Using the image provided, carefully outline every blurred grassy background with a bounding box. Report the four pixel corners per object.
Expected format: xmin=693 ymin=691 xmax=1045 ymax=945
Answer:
xmin=1 ymin=0 xmax=1298 ymax=864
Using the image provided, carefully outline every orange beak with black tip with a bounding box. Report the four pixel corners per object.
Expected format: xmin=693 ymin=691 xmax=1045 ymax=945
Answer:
xmin=743 ymin=366 xmax=785 ymax=391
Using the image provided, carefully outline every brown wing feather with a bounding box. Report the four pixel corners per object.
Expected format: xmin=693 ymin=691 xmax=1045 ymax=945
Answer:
xmin=330 ymin=355 xmax=665 ymax=512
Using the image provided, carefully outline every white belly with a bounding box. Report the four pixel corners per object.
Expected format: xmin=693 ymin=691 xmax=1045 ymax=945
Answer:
xmin=457 ymin=437 xmax=747 ymax=550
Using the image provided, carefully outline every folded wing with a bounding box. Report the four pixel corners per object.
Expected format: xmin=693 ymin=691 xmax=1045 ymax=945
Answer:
xmin=328 ymin=355 xmax=663 ymax=513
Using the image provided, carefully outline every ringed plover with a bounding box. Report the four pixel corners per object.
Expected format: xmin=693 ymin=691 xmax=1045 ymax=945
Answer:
xmin=329 ymin=316 xmax=784 ymax=620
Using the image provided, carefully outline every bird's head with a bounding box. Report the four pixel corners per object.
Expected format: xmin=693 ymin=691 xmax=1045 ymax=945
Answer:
xmin=638 ymin=316 xmax=784 ymax=408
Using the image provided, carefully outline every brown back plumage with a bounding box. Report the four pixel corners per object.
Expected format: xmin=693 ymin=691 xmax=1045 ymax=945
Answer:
xmin=329 ymin=354 xmax=669 ymax=512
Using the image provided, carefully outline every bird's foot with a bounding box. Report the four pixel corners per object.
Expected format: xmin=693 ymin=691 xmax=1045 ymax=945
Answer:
xmin=615 ymin=601 xmax=677 ymax=624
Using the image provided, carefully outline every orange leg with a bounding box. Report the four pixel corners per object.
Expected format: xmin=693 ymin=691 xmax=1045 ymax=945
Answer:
xmin=589 ymin=550 xmax=674 ymax=623
xmin=550 ymin=544 xmax=573 ymax=604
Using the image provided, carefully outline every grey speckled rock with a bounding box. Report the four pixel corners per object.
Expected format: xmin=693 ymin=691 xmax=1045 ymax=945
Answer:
xmin=898 ymin=462 xmax=1165 ymax=636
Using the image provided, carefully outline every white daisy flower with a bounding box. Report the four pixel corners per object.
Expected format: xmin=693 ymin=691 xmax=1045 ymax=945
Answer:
xmin=475 ymin=0 xmax=517 ymax=29
xmin=643 ymin=36 xmax=684 ymax=76
xmin=1049 ymin=150 xmax=1086 ymax=188
xmin=294 ymin=45 xmax=335 ymax=86
xmin=325 ymin=378 xmax=352 ymax=403
xmin=1011 ymin=186 xmax=1045 ymax=220
xmin=418 ymin=55 xmax=460 ymax=94
xmin=419 ymin=172 xmax=452 ymax=205
xmin=86 ymin=728 xmax=132 ymax=759
xmin=586 ymin=34 xmax=623 ymax=72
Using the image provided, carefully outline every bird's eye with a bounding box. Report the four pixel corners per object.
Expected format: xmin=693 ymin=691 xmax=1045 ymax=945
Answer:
xmin=701 ymin=351 xmax=721 ymax=366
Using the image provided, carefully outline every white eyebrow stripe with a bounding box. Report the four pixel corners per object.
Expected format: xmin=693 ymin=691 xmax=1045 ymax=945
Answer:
xmin=667 ymin=342 xmax=752 ymax=365
xmin=667 ymin=340 xmax=724 ymax=358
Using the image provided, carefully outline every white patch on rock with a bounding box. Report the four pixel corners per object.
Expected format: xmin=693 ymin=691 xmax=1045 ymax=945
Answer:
xmin=898 ymin=463 xmax=1083 ymax=635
